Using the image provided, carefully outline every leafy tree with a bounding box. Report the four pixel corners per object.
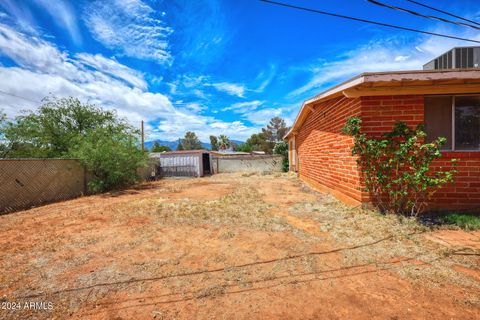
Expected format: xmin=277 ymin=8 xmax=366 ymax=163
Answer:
xmin=245 ymin=132 xmax=272 ymax=154
xmin=343 ymin=116 xmax=457 ymax=216
xmin=151 ymin=141 xmax=171 ymax=152
xmin=176 ymin=138 xmax=184 ymax=151
xmin=262 ymin=117 xmax=289 ymax=143
xmin=70 ymin=126 xmax=146 ymax=193
xmin=273 ymin=141 xmax=289 ymax=172
xmin=240 ymin=117 xmax=290 ymax=154
xmin=0 ymin=111 xmax=6 ymax=158
xmin=235 ymin=143 xmax=252 ymax=153
xmin=1 ymin=97 xmax=118 ymax=158
xmin=218 ymin=134 xmax=230 ymax=150
xmin=0 ymin=97 xmax=147 ymax=192
xmin=210 ymin=135 xmax=219 ymax=151
xmin=179 ymin=131 xmax=202 ymax=150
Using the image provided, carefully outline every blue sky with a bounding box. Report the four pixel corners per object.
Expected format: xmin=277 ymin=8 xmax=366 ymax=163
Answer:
xmin=0 ymin=0 xmax=479 ymax=141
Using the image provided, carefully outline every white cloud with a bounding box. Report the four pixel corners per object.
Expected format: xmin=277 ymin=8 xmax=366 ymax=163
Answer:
xmin=222 ymin=100 xmax=263 ymax=112
xmin=255 ymin=64 xmax=276 ymax=92
xmin=167 ymin=74 xmax=248 ymax=102
xmin=83 ymin=0 xmax=172 ymax=62
xmin=0 ymin=0 xmax=37 ymax=34
xmin=192 ymin=89 xmax=206 ymax=99
xmin=0 ymin=24 xmax=146 ymax=89
xmin=0 ymin=65 xmax=172 ymax=124
xmin=32 ymin=0 xmax=81 ymax=45
xmin=0 ymin=23 xmax=255 ymax=141
xmin=75 ymin=53 xmax=147 ymax=89
xmin=177 ymin=102 xmax=206 ymax=113
xmin=0 ymin=24 xmax=78 ymax=77
xmin=210 ymin=82 xmax=245 ymax=97
xmin=154 ymin=114 xmax=257 ymax=142
xmin=0 ymin=67 xmax=81 ymax=117
xmin=220 ymin=100 xmax=284 ymax=126
xmin=245 ymin=108 xmax=283 ymax=125
xmin=289 ymin=33 xmax=480 ymax=97
xmin=394 ymin=55 xmax=409 ymax=62
xmin=182 ymin=75 xmax=208 ymax=88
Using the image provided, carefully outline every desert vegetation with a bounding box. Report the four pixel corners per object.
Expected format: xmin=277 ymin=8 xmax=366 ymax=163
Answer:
xmin=0 ymin=97 xmax=147 ymax=192
xmin=1 ymin=173 xmax=478 ymax=319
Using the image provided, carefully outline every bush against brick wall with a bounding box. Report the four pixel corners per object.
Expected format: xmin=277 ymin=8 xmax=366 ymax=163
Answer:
xmin=294 ymin=94 xmax=480 ymax=211
xmin=343 ymin=116 xmax=456 ymax=215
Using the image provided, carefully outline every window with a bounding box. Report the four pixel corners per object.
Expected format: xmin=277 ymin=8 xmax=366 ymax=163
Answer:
xmin=425 ymin=95 xmax=480 ymax=151
xmin=455 ymin=96 xmax=480 ymax=150
xmin=425 ymin=96 xmax=452 ymax=150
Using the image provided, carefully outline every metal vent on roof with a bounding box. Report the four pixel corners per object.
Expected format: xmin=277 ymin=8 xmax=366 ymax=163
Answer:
xmin=423 ymin=46 xmax=480 ymax=70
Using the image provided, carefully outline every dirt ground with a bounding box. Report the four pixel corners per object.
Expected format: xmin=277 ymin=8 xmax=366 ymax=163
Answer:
xmin=1 ymin=173 xmax=479 ymax=319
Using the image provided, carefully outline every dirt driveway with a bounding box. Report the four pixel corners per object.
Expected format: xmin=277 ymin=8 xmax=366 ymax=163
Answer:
xmin=1 ymin=173 xmax=479 ymax=319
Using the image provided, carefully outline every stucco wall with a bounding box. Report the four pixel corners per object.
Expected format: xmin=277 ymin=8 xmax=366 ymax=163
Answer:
xmin=212 ymin=156 xmax=283 ymax=173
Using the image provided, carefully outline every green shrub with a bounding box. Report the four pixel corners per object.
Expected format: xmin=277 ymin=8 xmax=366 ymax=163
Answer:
xmin=441 ymin=213 xmax=480 ymax=230
xmin=273 ymin=141 xmax=289 ymax=172
xmin=235 ymin=143 xmax=253 ymax=153
xmin=70 ymin=126 xmax=147 ymax=193
xmin=342 ymin=117 xmax=456 ymax=216
xmin=1 ymin=97 xmax=120 ymax=158
xmin=1 ymin=97 xmax=148 ymax=193
xmin=151 ymin=142 xmax=171 ymax=152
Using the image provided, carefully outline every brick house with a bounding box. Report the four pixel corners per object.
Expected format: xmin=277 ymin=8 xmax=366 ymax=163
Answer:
xmin=285 ymin=68 xmax=480 ymax=210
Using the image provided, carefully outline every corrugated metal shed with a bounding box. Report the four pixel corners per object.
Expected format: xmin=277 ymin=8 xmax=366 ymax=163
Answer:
xmin=152 ymin=150 xmax=212 ymax=177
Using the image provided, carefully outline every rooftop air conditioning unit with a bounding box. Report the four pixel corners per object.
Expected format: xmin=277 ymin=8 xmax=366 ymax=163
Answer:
xmin=423 ymin=46 xmax=480 ymax=70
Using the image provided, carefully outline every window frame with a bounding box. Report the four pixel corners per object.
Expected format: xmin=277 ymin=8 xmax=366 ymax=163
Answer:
xmin=425 ymin=94 xmax=480 ymax=152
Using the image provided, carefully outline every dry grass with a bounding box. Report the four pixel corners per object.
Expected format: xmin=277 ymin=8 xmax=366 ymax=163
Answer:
xmin=1 ymin=173 xmax=479 ymax=319
xmin=289 ymin=194 xmax=480 ymax=290
xmin=116 ymin=178 xmax=294 ymax=232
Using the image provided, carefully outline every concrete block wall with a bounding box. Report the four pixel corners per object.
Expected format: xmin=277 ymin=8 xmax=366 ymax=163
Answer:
xmin=212 ymin=155 xmax=283 ymax=173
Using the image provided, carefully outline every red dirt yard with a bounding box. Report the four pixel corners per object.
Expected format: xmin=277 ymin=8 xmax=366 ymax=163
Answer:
xmin=1 ymin=173 xmax=479 ymax=319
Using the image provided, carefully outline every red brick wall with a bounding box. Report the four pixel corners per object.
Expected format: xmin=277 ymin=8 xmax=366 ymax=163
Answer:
xmin=359 ymin=95 xmax=480 ymax=210
xmin=295 ymin=97 xmax=362 ymax=202
xmin=358 ymin=95 xmax=424 ymax=204
xmin=360 ymin=95 xmax=424 ymax=136
xmin=430 ymin=152 xmax=480 ymax=210
xmin=294 ymin=94 xmax=480 ymax=210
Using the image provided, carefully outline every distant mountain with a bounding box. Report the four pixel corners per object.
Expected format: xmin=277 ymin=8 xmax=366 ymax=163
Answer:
xmin=144 ymin=140 xmax=180 ymax=150
xmin=144 ymin=139 xmax=245 ymax=151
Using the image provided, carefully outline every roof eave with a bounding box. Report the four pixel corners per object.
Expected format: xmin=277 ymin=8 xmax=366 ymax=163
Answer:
xmin=284 ymin=69 xmax=480 ymax=139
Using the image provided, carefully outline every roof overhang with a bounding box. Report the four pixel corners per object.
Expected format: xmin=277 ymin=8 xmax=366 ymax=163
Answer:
xmin=284 ymin=69 xmax=480 ymax=139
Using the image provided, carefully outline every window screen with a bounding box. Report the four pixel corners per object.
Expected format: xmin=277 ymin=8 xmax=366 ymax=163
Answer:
xmin=455 ymin=96 xmax=480 ymax=150
xmin=424 ymin=96 xmax=452 ymax=150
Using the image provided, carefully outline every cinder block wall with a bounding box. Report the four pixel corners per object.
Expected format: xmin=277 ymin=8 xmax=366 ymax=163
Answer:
xmin=213 ymin=155 xmax=283 ymax=173
xmin=294 ymin=95 xmax=480 ymax=210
